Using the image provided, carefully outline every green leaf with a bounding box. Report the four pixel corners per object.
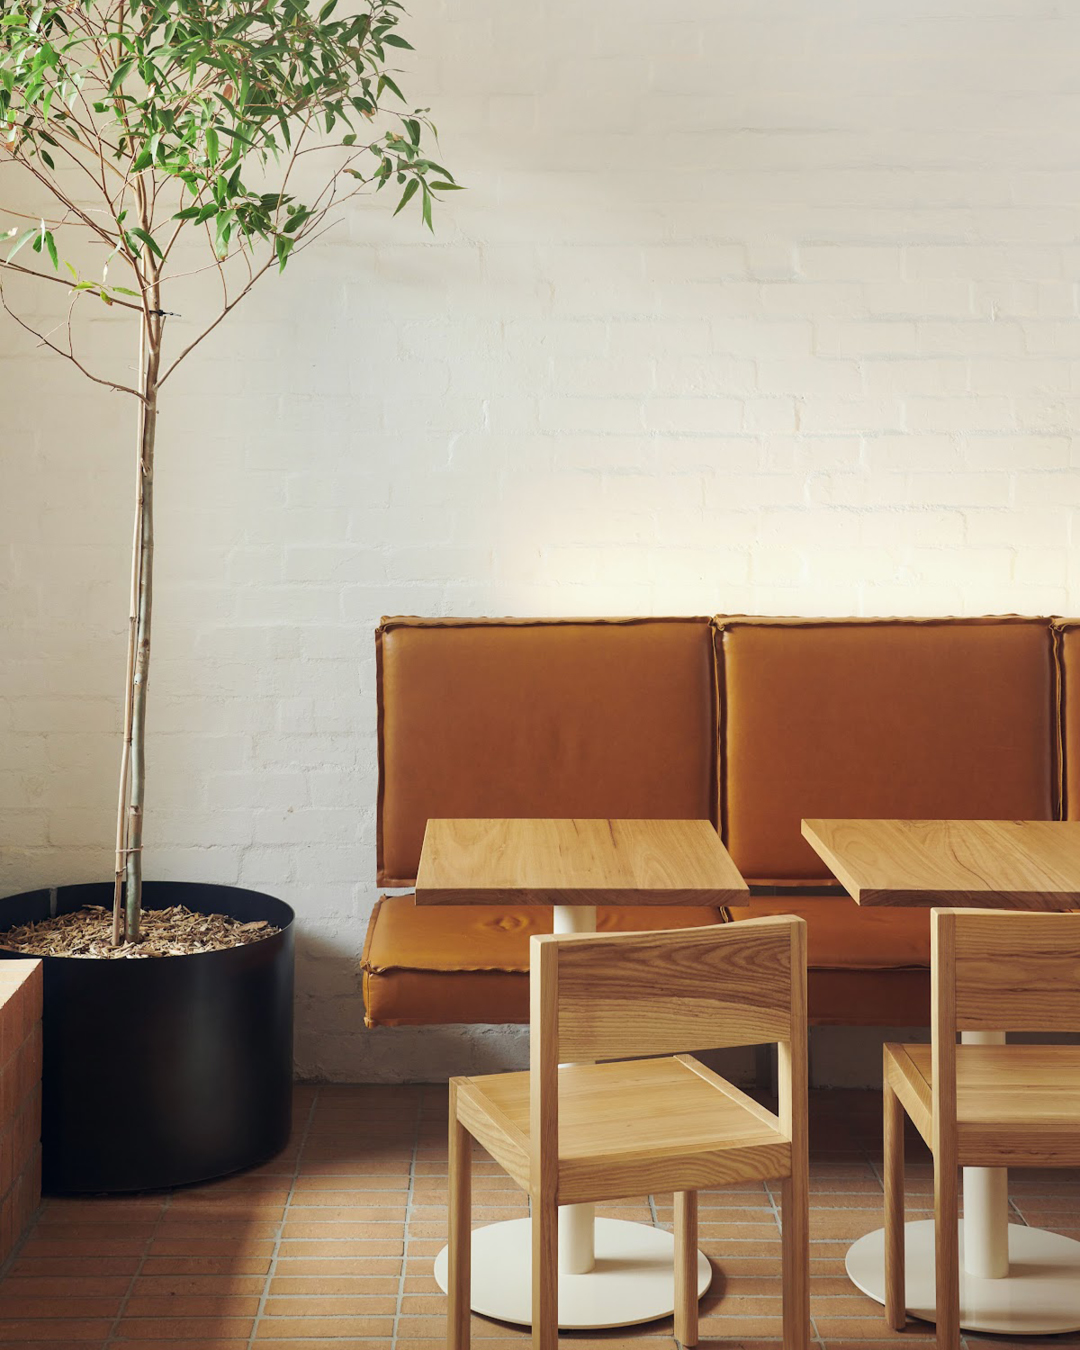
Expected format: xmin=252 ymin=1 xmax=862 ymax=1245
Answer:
xmin=219 ymin=125 xmax=256 ymax=147
xmin=43 ymin=229 xmax=58 ymax=270
xmin=382 ymin=33 xmax=413 ymax=48
xmin=108 ymin=58 xmax=134 ymax=95
xmin=429 ymin=180 xmax=463 ymax=191
xmin=378 ymin=73 xmax=405 ymax=102
xmin=128 ymin=226 xmax=164 ymax=260
xmin=5 ymin=227 xmax=37 ymax=263
xmin=274 ymin=234 xmax=293 ymax=271
xmin=421 ymin=185 xmax=433 ymax=232
xmin=393 ymin=177 xmax=418 ymax=216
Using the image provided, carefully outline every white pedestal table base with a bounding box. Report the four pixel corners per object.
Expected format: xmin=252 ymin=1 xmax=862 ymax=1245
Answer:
xmin=846 ymin=1218 xmax=1080 ymax=1335
xmin=433 ymin=1216 xmax=712 ymax=1329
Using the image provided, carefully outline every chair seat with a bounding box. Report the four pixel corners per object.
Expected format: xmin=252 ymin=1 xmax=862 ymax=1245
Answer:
xmin=885 ymin=1043 xmax=1080 ymax=1168
xmin=456 ymin=1054 xmax=791 ymax=1206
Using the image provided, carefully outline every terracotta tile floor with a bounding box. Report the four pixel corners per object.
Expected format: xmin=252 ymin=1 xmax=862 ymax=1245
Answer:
xmin=2 ymin=1084 xmax=1080 ymax=1349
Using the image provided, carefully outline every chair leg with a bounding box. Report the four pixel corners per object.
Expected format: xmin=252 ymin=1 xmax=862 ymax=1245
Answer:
xmin=531 ymin=1192 xmax=558 ymax=1350
xmin=883 ymin=1080 xmax=906 ymax=1331
xmin=674 ymin=1191 xmax=699 ymax=1347
xmin=934 ymin=1157 xmax=961 ymax=1350
xmin=781 ymin=1168 xmax=810 ymax=1350
xmin=448 ymin=1083 xmax=471 ymax=1350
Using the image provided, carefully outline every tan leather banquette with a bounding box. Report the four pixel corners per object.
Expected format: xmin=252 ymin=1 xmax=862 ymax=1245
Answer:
xmin=362 ymin=614 xmax=1073 ymax=1029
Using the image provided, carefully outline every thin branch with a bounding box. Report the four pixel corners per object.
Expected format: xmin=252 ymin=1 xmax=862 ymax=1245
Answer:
xmin=203 ymin=218 xmax=229 ymax=309
xmin=12 ymin=150 xmax=121 ymax=252
xmin=0 ymin=205 xmax=77 ymax=229
xmin=0 ymin=274 xmax=146 ymax=399
xmin=48 ymin=125 xmax=130 ymax=199
xmin=158 ymin=254 xmax=274 ymax=384
xmin=0 ymin=262 xmax=142 ymax=312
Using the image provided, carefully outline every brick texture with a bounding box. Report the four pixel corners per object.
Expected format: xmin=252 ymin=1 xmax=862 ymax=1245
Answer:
xmin=2 ymin=2 xmax=1080 ymax=1083
xmin=0 ymin=961 xmax=43 ymax=1267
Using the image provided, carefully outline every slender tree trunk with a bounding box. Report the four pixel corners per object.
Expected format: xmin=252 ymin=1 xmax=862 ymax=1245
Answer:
xmin=125 ymin=370 xmax=158 ymax=942
xmin=112 ymin=316 xmax=148 ymax=944
xmin=112 ymin=263 xmax=162 ymax=945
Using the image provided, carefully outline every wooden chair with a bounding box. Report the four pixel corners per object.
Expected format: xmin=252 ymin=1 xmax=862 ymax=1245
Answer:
xmin=883 ymin=908 xmax=1080 ymax=1350
xmin=446 ymin=916 xmax=809 ymax=1350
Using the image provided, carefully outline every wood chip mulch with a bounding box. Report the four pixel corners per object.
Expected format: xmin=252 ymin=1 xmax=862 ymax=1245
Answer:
xmin=0 ymin=904 xmax=279 ymax=959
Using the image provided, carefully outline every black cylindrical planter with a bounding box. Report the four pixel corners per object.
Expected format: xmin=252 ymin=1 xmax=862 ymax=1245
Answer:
xmin=0 ymin=880 xmax=294 ymax=1194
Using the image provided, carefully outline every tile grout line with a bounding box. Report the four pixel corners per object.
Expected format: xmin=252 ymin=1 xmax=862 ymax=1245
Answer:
xmin=103 ymin=1187 xmax=173 ymax=1349
xmin=246 ymin=1084 xmax=321 ymax=1350
xmin=0 ymin=1194 xmax=44 ymax=1285
xmin=391 ymin=1083 xmax=426 ymax=1350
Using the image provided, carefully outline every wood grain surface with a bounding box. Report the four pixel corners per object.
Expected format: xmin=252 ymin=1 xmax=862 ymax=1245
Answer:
xmin=415 ymin=817 xmax=748 ymax=906
xmin=801 ymin=818 xmax=1080 ymax=909
xmin=457 ymin=1055 xmax=792 ymax=1206
xmin=547 ymin=920 xmax=794 ymax=1062
xmin=950 ymin=907 xmax=1080 ymax=1032
xmin=886 ymin=1043 xmax=1080 ymax=1169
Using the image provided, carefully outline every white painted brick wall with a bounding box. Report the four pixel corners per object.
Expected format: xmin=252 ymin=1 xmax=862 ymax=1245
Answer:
xmin=3 ymin=0 xmax=1080 ymax=1084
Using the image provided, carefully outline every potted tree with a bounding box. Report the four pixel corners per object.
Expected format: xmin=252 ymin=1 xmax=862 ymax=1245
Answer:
xmin=0 ymin=0 xmax=455 ymax=1191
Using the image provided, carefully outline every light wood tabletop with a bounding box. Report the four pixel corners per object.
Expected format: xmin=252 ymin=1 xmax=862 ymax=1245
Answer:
xmin=801 ymin=818 xmax=1080 ymax=910
xmin=414 ymin=818 xmax=749 ymax=907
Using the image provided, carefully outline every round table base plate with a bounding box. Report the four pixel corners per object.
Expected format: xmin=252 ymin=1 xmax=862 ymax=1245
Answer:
xmin=433 ymin=1216 xmax=712 ymax=1329
xmin=846 ymin=1219 xmax=1080 ymax=1334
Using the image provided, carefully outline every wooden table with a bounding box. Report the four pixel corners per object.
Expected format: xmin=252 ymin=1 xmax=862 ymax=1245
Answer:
xmin=417 ymin=817 xmax=748 ymax=1331
xmin=802 ymin=818 xmax=1080 ymax=1337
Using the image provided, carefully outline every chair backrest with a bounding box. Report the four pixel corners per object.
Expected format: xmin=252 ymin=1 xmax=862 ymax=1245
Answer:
xmin=531 ymin=916 xmax=804 ymax=1063
xmin=528 ymin=917 xmax=807 ymax=1192
xmin=930 ymin=907 xmax=1080 ymax=1168
xmin=933 ymin=907 xmax=1080 ymax=1038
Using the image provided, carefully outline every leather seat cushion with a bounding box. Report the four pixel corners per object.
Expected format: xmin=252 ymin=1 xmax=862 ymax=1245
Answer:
xmin=361 ymin=895 xmax=723 ymax=1027
xmin=362 ymin=893 xmax=932 ymax=1029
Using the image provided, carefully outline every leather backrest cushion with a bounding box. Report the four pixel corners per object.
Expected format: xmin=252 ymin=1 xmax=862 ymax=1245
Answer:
xmin=377 ymin=617 xmax=717 ymax=885
xmin=717 ymin=616 xmax=1057 ymax=882
xmin=1057 ymin=621 xmax=1080 ymax=820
